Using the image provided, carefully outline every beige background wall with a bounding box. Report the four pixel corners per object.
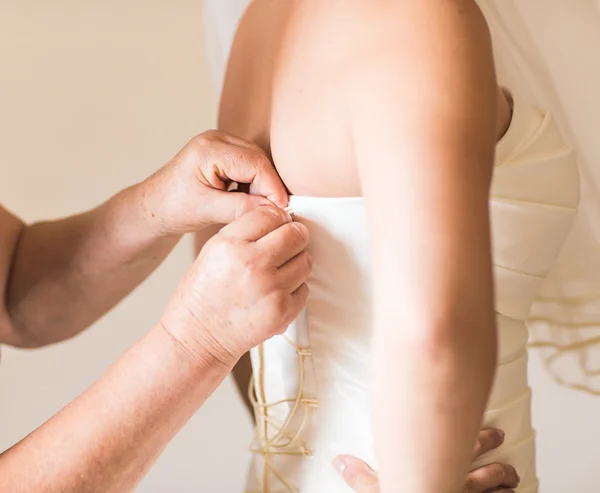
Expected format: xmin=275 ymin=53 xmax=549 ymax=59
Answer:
xmin=0 ymin=1 xmax=598 ymax=492
xmin=0 ymin=2 xmax=252 ymax=492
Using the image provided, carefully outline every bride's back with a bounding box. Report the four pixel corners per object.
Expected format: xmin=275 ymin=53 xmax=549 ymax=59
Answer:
xmin=218 ymin=0 xmax=359 ymax=196
xmin=215 ymin=0 xmax=511 ymax=198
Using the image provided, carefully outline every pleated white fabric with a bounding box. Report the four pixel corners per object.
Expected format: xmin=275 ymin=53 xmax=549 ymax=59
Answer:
xmin=478 ymin=0 xmax=600 ymax=396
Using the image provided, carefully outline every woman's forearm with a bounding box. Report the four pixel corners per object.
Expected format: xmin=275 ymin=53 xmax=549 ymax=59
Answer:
xmin=194 ymin=227 xmax=256 ymax=419
xmin=0 ymin=324 xmax=233 ymax=493
xmin=5 ymin=185 xmax=179 ymax=348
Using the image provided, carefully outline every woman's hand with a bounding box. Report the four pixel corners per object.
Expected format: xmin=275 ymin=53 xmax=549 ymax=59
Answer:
xmin=138 ymin=130 xmax=288 ymax=235
xmin=1 ymin=130 xmax=289 ymax=348
xmin=161 ymin=205 xmax=312 ymax=366
xmin=334 ymin=429 xmax=520 ymax=493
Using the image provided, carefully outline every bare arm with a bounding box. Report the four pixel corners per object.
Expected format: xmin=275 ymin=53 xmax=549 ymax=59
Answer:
xmin=350 ymin=1 xmax=498 ymax=492
xmin=0 ymin=207 xmax=24 ymax=340
xmin=0 ymin=191 xmax=178 ymax=348
xmin=0 ymin=325 xmax=225 ymax=493
xmin=0 ymin=131 xmax=287 ymax=348
xmin=195 ymin=226 xmax=255 ymax=418
xmin=0 ymin=206 xmax=310 ymax=493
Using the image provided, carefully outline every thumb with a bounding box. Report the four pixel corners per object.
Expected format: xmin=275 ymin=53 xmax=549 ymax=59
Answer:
xmin=333 ymin=455 xmax=379 ymax=493
xmin=205 ymin=190 xmax=274 ymax=225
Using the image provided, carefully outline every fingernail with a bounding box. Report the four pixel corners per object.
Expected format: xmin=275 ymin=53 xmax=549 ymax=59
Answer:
xmin=261 ymin=205 xmax=281 ymax=214
xmin=260 ymin=204 xmax=291 ymax=221
xmin=496 ymin=428 xmax=505 ymax=442
xmin=333 ymin=456 xmax=349 ymax=475
xmin=277 ymin=206 xmax=292 ymax=222
xmin=236 ymin=201 xmax=249 ymax=219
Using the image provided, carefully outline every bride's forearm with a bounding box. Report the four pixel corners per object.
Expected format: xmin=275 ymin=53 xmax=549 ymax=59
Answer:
xmin=372 ymin=316 xmax=496 ymax=493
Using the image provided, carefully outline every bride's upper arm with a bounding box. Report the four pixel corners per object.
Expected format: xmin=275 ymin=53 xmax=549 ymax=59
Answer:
xmin=349 ymin=0 xmax=498 ymax=340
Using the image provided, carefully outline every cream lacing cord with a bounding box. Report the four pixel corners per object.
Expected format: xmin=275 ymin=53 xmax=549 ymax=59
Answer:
xmin=246 ymin=334 xmax=319 ymax=493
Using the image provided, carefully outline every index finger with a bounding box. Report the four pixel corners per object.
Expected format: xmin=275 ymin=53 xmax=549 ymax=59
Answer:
xmin=214 ymin=135 xmax=289 ymax=208
xmin=219 ymin=206 xmax=292 ymax=242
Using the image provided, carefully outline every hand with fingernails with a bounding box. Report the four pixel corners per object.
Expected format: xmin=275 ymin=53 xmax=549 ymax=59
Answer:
xmin=162 ymin=205 xmax=311 ymax=366
xmin=138 ymin=130 xmax=289 ymax=234
xmin=334 ymin=428 xmax=520 ymax=493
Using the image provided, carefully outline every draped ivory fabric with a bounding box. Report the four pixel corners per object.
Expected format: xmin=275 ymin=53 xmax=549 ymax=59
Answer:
xmin=478 ymin=1 xmax=600 ymax=394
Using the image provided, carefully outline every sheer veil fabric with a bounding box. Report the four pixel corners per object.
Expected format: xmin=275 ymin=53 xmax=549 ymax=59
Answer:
xmin=481 ymin=1 xmax=600 ymax=394
xmin=201 ymin=0 xmax=600 ymax=394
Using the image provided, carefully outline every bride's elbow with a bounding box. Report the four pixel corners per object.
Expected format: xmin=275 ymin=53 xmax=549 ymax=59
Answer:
xmin=374 ymin=314 xmax=497 ymax=365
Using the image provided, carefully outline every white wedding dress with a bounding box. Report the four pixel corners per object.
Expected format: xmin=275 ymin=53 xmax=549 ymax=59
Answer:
xmin=201 ymin=1 xmax=600 ymax=492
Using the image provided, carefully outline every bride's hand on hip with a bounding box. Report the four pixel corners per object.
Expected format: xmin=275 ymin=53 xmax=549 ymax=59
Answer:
xmin=333 ymin=428 xmax=520 ymax=493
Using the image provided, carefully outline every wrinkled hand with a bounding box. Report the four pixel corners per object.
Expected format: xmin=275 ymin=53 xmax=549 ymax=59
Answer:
xmin=139 ymin=130 xmax=288 ymax=235
xmin=161 ymin=206 xmax=311 ymax=366
xmin=334 ymin=429 xmax=520 ymax=493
